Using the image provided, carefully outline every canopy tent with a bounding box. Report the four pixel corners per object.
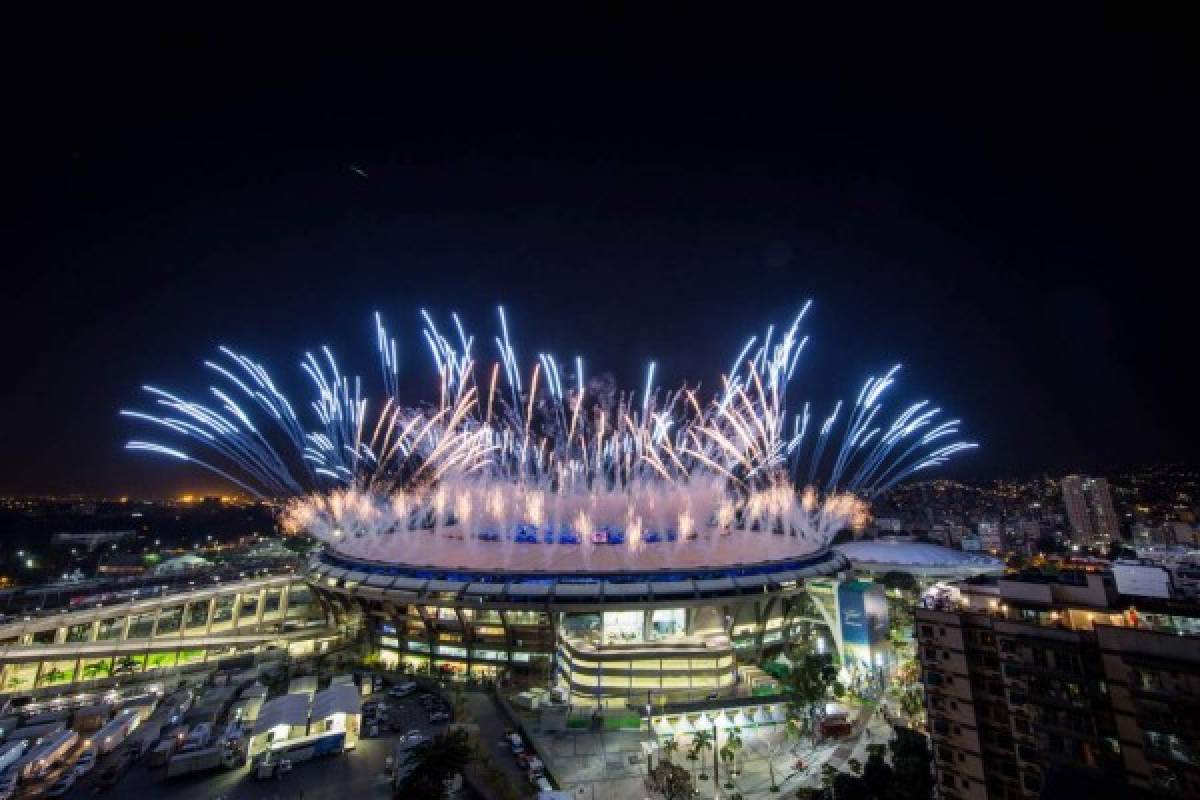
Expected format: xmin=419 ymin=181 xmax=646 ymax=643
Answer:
xmin=311 ymin=683 xmax=361 ymax=721
xmin=252 ymin=693 xmax=309 ymax=736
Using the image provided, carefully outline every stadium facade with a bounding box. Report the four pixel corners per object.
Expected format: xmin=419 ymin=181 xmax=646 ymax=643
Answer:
xmin=306 ymin=543 xmax=850 ymax=706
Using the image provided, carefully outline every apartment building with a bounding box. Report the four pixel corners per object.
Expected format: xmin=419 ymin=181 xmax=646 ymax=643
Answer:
xmin=916 ymin=571 xmax=1200 ymax=799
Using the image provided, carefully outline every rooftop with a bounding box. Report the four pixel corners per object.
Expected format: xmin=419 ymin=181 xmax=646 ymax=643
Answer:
xmin=834 ymin=540 xmax=1005 ymax=577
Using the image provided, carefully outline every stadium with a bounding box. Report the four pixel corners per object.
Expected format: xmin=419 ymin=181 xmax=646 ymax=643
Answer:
xmin=306 ymin=523 xmax=850 ymax=704
xmin=121 ymin=306 xmax=978 ymax=705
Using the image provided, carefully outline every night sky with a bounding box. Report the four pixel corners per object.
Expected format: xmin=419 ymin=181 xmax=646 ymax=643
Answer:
xmin=5 ymin=13 xmax=1195 ymax=495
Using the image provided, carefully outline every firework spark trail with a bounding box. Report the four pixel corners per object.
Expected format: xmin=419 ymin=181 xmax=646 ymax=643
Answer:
xmin=124 ymin=302 xmax=976 ymax=567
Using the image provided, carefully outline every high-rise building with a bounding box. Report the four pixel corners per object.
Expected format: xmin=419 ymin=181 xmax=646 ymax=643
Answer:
xmin=916 ymin=572 xmax=1200 ymax=799
xmin=1062 ymin=475 xmax=1119 ymax=546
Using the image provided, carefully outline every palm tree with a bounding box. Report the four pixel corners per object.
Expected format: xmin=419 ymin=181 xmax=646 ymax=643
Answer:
xmin=691 ymin=730 xmax=714 ymax=781
xmin=767 ymin=717 xmax=801 ymax=793
xmin=662 ymin=735 xmax=680 ymax=766
xmin=685 ymin=735 xmax=700 ymax=784
xmin=728 ymin=726 xmax=745 ymax=782
xmin=719 ymin=742 xmax=737 ymax=789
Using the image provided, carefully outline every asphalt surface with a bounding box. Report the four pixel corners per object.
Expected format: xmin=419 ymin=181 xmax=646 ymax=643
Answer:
xmin=54 ymin=689 xmax=448 ymax=800
xmin=464 ymin=691 xmax=536 ymax=798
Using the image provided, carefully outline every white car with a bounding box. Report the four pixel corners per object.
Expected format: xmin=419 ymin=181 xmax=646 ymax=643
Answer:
xmin=47 ymin=771 xmax=76 ymax=797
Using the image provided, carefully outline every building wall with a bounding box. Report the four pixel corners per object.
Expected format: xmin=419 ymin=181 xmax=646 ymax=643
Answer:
xmin=918 ymin=588 xmax=1200 ymax=800
xmin=0 ymin=577 xmax=333 ymax=698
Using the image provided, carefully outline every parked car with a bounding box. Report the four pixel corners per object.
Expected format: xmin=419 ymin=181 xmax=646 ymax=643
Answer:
xmin=428 ymin=710 xmax=450 ymax=723
xmin=388 ymin=682 xmax=417 ymax=698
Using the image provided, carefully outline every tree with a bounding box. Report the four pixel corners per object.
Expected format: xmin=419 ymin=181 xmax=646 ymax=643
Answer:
xmin=766 ymin=717 xmax=803 ymax=792
xmin=784 ymin=642 xmax=845 ymax=743
xmin=719 ymin=744 xmax=736 ymax=789
xmin=889 ymin=727 xmax=934 ymax=800
xmin=879 ymin=571 xmax=917 ymax=593
xmin=647 ymin=762 xmax=693 ymax=800
xmin=662 ymin=735 xmax=680 ymax=766
xmin=395 ymin=728 xmax=474 ymax=799
xmin=832 ymin=771 xmax=870 ymax=800
xmin=862 ymin=743 xmax=894 ymax=799
xmin=691 ymin=729 xmax=714 ymax=781
xmin=727 ymin=726 xmax=744 ymax=778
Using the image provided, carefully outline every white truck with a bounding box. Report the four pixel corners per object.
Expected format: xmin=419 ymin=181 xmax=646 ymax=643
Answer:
xmin=93 ymin=709 xmax=140 ymax=755
xmin=0 ymin=741 xmax=27 ymax=774
xmin=18 ymin=729 xmax=80 ymax=780
xmin=165 ymin=746 xmax=222 ymax=778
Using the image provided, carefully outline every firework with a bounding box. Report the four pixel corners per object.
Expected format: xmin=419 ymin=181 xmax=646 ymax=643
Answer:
xmin=123 ymin=303 xmax=975 ymax=570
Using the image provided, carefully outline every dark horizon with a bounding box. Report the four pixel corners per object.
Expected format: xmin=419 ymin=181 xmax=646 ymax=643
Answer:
xmin=5 ymin=14 xmax=1196 ymax=495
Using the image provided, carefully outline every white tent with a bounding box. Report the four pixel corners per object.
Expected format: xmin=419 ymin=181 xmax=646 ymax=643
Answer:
xmin=252 ymin=693 xmax=309 ymax=736
xmin=311 ymin=683 xmax=361 ymax=720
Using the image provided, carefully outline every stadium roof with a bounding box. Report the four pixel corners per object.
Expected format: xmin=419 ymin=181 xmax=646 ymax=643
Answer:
xmin=834 ymin=540 xmax=1005 ymax=578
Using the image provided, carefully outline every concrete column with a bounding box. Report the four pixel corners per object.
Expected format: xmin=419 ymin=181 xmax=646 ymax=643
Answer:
xmin=203 ymin=596 xmax=216 ymax=634
xmin=230 ymin=591 xmax=242 ymax=630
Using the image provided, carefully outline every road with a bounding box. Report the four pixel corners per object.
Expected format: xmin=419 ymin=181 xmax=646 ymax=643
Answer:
xmin=464 ymin=691 xmax=535 ymax=798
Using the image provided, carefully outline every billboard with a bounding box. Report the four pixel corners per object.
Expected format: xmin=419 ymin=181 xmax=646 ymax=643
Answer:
xmin=837 ymin=580 xmax=890 ymax=668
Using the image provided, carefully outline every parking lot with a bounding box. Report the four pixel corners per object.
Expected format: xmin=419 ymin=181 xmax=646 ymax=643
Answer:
xmin=46 ymin=684 xmax=449 ymax=800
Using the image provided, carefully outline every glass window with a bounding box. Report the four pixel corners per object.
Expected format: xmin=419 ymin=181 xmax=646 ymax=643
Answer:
xmin=603 ymin=611 xmax=644 ymax=643
xmin=79 ymin=657 xmax=112 ymax=681
xmin=212 ymin=596 xmax=235 ymax=626
xmin=186 ymin=601 xmax=211 ymax=629
xmin=37 ymin=659 xmax=77 ymax=687
xmin=127 ymin=613 xmax=156 ymax=640
xmin=156 ymin=606 xmax=183 ymax=636
xmin=650 ymin=609 xmax=686 ymax=640
xmin=97 ymin=617 xmax=125 ymax=641
xmin=145 ymin=651 xmax=177 ymax=671
xmin=66 ymin=622 xmax=92 ymax=643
